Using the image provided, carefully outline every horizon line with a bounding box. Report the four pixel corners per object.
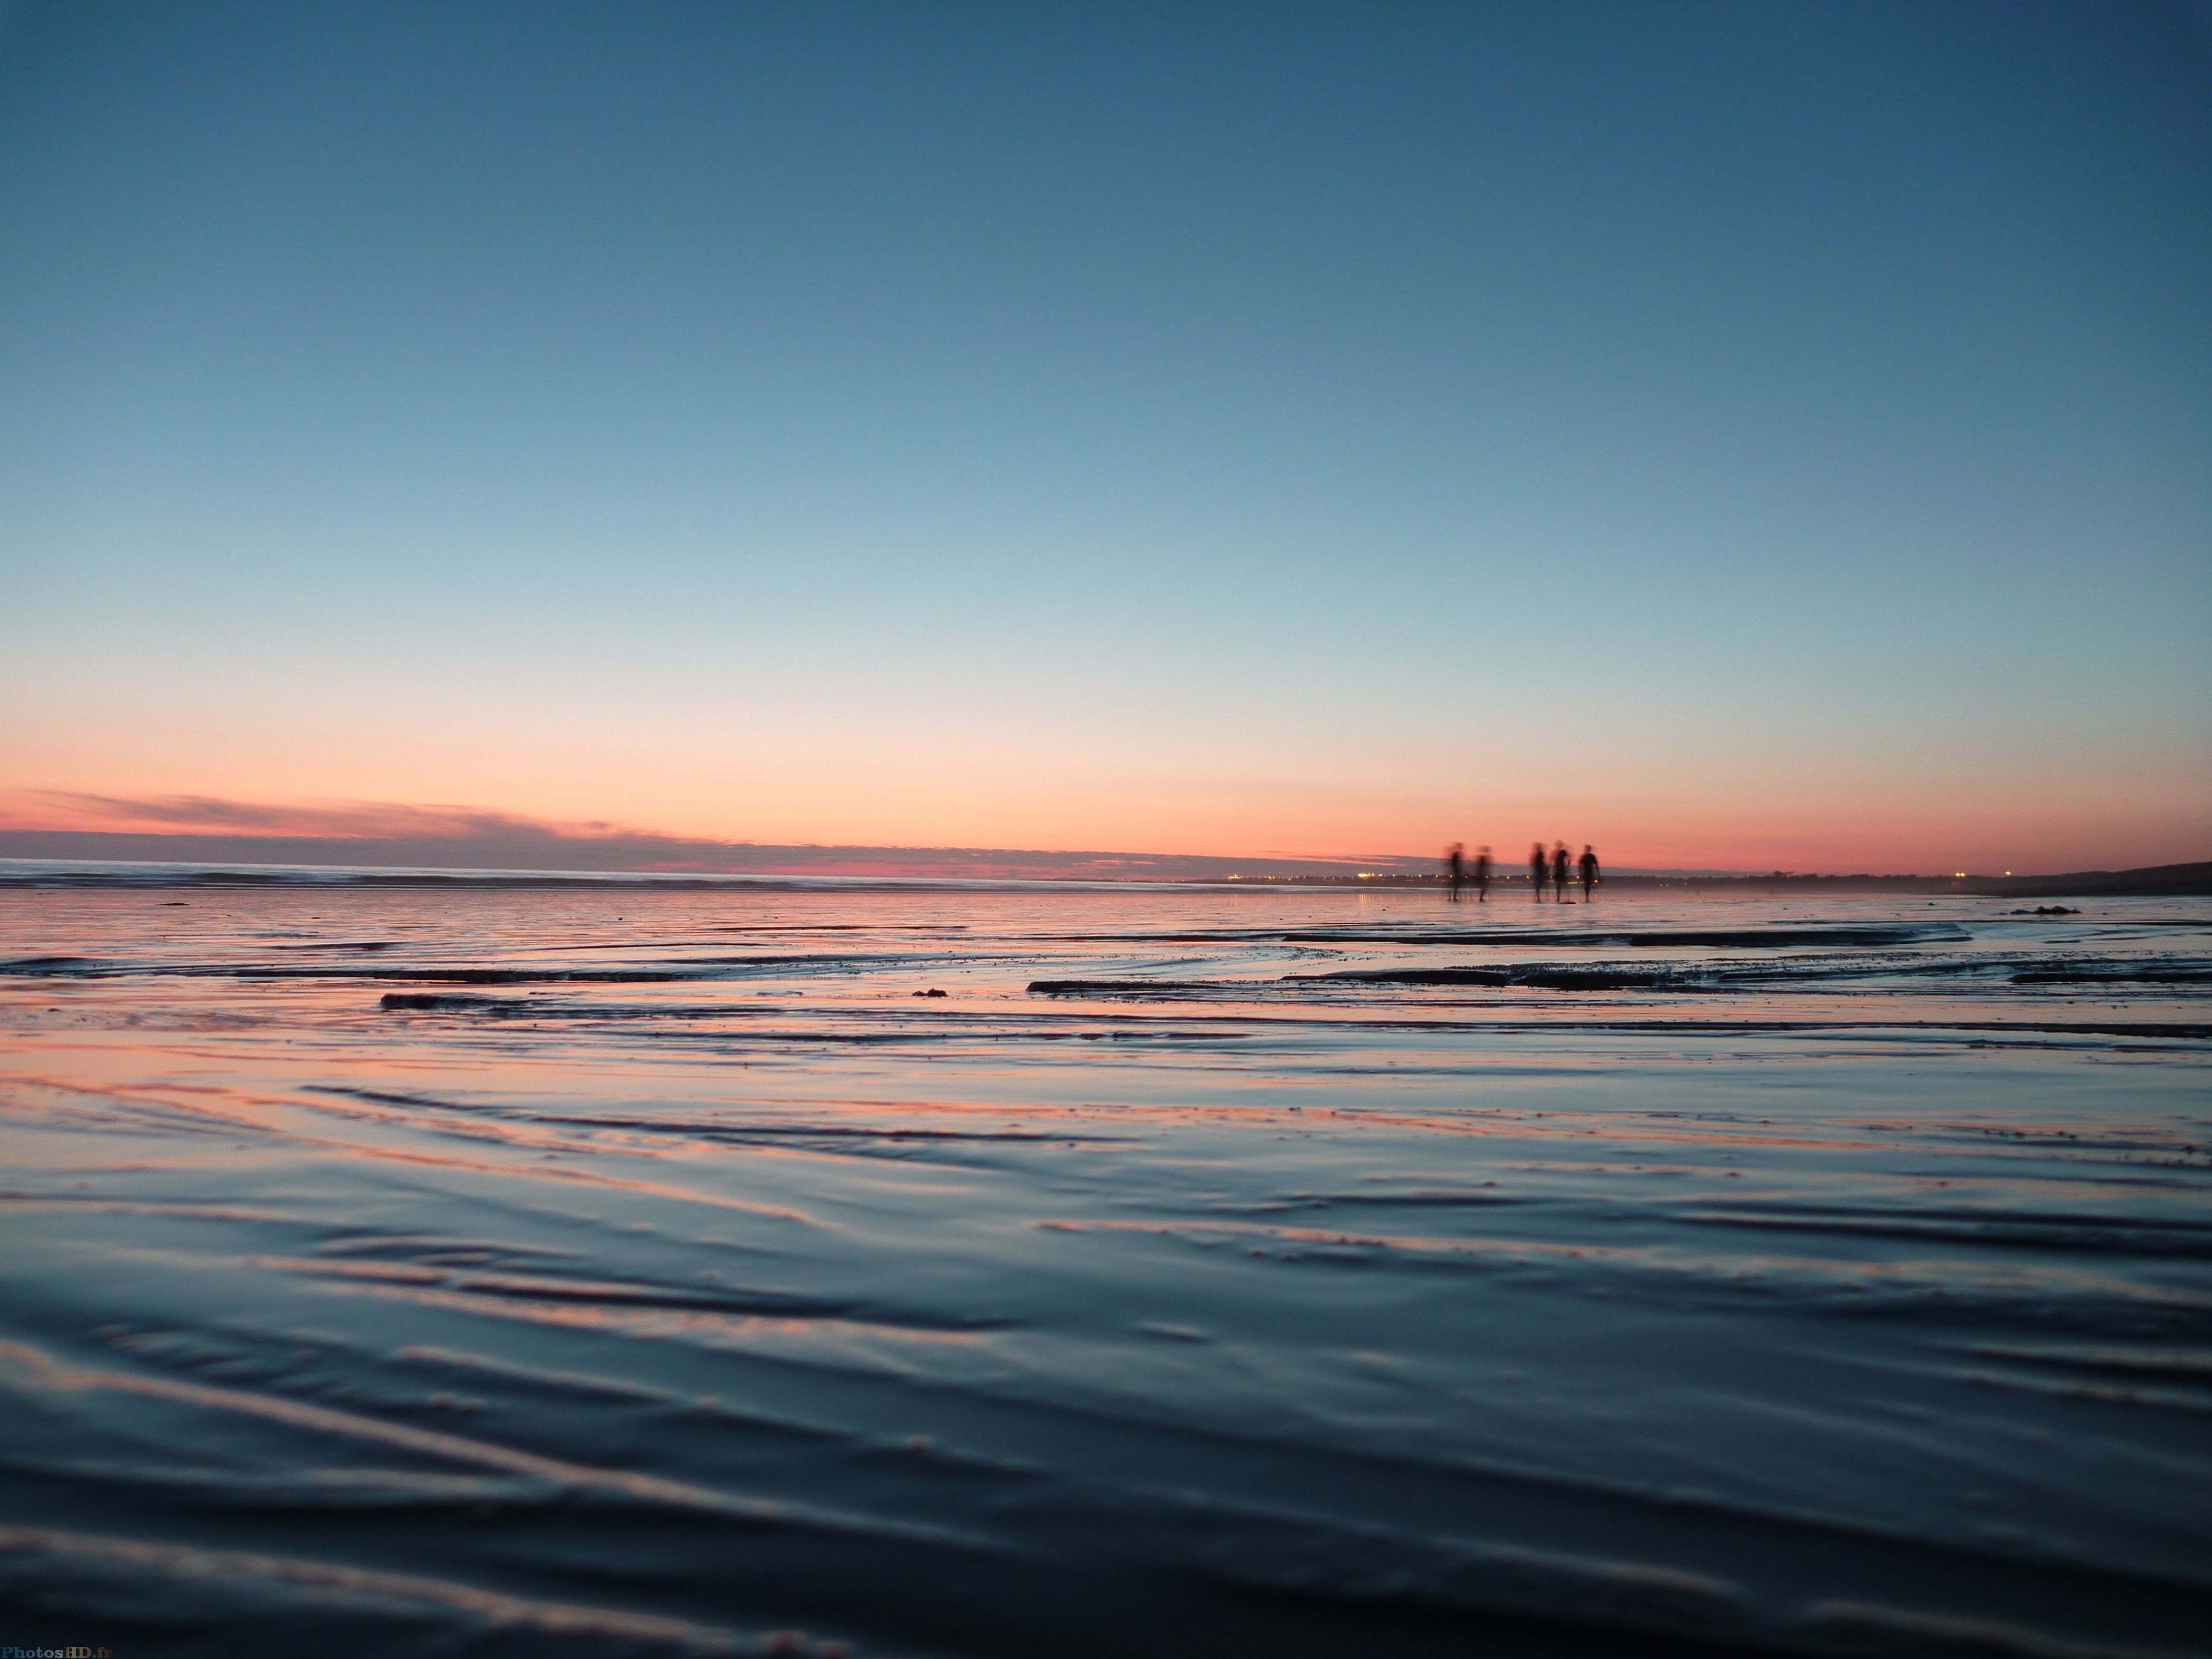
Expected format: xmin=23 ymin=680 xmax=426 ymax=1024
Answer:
xmin=3 ymin=831 xmax=2201 ymax=886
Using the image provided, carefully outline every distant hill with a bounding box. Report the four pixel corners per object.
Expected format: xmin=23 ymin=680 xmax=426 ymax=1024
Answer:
xmin=1579 ymin=864 xmax=2212 ymax=897
xmin=1592 ymin=863 xmax=2212 ymax=897
xmin=1957 ymin=861 xmax=2212 ymax=898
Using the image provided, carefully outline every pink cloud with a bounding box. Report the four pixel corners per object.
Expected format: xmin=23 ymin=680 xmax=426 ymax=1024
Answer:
xmin=0 ymin=790 xmax=1425 ymax=880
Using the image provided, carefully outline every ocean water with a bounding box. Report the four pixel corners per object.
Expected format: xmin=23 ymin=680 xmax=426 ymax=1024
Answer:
xmin=1 ymin=872 xmax=2208 ymax=1657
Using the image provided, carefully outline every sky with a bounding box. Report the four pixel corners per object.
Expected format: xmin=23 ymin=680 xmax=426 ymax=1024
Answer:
xmin=2 ymin=0 xmax=2208 ymax=875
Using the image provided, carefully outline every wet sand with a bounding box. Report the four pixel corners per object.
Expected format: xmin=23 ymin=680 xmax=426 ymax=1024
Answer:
xmin=1 ymin=874 xmax=2207 ymax=1656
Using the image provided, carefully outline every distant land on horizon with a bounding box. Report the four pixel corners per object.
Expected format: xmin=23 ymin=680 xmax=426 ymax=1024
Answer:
xmin=0 ymin=831 xmax=2206 ymax=896
xmin=0 ymin=827 xmax=1621 ymax=881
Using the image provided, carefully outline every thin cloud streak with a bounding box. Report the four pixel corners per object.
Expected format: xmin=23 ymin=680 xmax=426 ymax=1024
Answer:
xmin=11 ymin=792 xmax=641 ymax=845
xmin=0 ymin=791 xmax=1432 ymax=880
xmin=8 ymin=792 xmax=601 ymax=840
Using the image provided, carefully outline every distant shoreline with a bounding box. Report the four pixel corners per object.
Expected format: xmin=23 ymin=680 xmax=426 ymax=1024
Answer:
xmin=3 ymin=829 xmax=2205 ymax=895
xmin=1211 ymin=863 xmax=2212 ymax=898
xmin=1 ymin=855 xmax=2205 ymax=898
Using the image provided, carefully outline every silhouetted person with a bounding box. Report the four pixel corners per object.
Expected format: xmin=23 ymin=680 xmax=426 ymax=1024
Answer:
xmin=1530 ymin=842 xmax=1547 ymax=899
xmin=1579 ymin=844 xmax=1599 ymax=900
xmin=1444 ymin=842 xmax=1465 ymax=902
xmin=1473 ymin=846 xmax=1492 ymax=903
xmin=1552 ymin=842 xmax=1571 ymax=902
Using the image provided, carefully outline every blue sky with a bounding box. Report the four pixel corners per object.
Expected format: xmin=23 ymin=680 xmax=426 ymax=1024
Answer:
xmin=2 ymin=1 xmax=2207 ymax=870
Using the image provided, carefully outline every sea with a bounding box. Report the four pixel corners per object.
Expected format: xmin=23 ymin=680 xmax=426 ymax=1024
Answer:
xmin=1 ymin=864 xmax=2207 ymax=1657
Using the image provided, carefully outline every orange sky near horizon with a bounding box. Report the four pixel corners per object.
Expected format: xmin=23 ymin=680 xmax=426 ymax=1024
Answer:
xmin=4 ymin=716 xmax=2205 ymax=875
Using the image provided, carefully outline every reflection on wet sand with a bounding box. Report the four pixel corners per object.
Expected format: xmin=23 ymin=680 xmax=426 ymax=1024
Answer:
xmin=1 ymin=882 xmax=2208 ymax=1656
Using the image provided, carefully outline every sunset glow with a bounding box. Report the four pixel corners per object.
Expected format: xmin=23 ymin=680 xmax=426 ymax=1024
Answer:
xmin=3 ymin=4 xmax=2205 ymax=878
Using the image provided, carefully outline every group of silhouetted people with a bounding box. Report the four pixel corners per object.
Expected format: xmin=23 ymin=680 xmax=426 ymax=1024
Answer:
xmin=1444 ymin=841 xmax=1598 ymax=902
